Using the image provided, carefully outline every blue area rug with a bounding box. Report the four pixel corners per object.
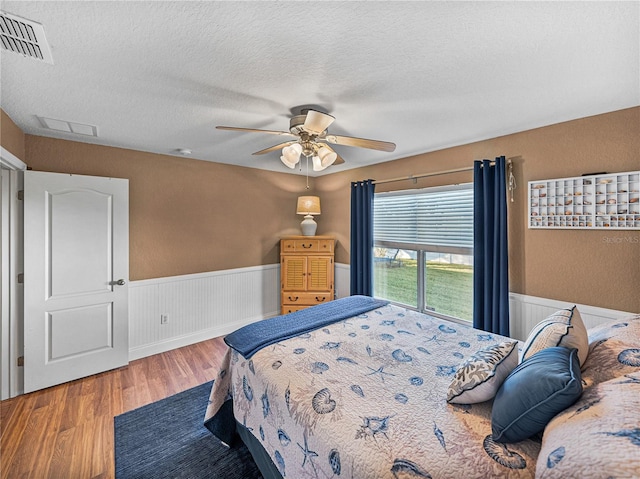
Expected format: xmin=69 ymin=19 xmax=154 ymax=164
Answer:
xmin=114 ymin=381 xmax=263 ymax=478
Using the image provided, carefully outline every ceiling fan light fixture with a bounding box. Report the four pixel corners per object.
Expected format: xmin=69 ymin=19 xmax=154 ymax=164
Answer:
xmin=282 ymin=143 xmax=302 ymax=164
xmin=280 ymin=155 xmax=297 ymax=169
xmin=317 ymin=146 xmax=338 ymax=168
xmin=312 ymin=155 xmax=325 ymax=171
xmin=217 ymin=109 xmax=395 ymax=170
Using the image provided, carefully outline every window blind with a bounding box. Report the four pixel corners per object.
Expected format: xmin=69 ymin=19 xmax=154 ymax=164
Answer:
xmin=374 ymin=184 xmax=473 ymax=251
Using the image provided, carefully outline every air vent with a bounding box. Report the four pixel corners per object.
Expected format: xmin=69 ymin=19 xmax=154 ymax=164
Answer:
xmin=0 ymin=10 xmax=53 ymax=64
xmin=37 ymin=116 xmax=98 ymax=137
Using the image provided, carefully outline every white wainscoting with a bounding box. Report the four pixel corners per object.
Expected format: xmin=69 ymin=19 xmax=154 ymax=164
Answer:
xmin=509 ymin=293 xmax=635 ymax=341
xmin=128 ymin=264 xmax=280 ymax=360
xmin=128 ymin=263 xmax=351 ymax=360
xmin=128 ymin=263 xmax=634 ymax=360
xmin=335 ymin=263 xmax=351 ymax=299
xmin=333 ymin=263 xmax=634 ymax=341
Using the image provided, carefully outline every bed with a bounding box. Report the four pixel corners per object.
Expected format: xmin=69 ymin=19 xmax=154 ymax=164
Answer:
xmin=204 ymin=295 xmax=640 ymax=479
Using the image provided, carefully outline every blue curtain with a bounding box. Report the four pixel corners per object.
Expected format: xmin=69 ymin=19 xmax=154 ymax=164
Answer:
xmin=350 ymin=179 xmax=375 ymax=296
xmin=473 ymin=156 xmax=510 ymax=336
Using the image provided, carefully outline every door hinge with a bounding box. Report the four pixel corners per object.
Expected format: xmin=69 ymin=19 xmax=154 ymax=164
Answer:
xmin=17 ymin=190 xmax=24 ymax=200
xmin=17 ymin=273 xmax=24 ymax=284
xmin=17 ymin=356 xmax=24 ymax=367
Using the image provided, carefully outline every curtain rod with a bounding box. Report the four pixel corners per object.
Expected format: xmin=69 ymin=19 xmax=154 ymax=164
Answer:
xmin=372 ymin=166 xmax=474 ymax=185
xmin=371 ymin=157 xmax=517 ymax=186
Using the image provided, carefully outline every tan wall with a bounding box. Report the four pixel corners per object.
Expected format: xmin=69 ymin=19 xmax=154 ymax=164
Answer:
xmin=1 ymin=109 xmax=26 ymax=160
xmin=317 ymin=107 xmax=640 ymax=313
xmin=24 ymin=136 xmax=315 ymax=280
xmin=4 ymin=107 xmax=639 ymax=312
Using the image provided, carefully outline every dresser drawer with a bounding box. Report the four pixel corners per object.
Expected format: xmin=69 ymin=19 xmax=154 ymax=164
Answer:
xmin=281 ymin=305 xmax=308 ymax=314
xmin=281 ymin=292 xmax=332 ymax=306
xmin=281 ymin=239 xmax=333 ymax=253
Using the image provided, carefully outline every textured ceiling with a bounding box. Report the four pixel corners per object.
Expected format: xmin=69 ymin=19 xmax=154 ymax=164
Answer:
xmin=1 ymin=1 xmax=638 ymax=176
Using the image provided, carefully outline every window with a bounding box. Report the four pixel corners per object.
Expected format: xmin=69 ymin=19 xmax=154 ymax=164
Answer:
xmin=373 ymin=184 xmax=473 ymax=321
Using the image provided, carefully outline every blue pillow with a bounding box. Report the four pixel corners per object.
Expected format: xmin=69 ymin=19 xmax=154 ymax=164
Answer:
xmin=491 ymin=347 xmax=583 ymax=443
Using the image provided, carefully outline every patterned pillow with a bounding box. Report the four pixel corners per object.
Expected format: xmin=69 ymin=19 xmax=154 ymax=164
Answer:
xmin=536 ymin=372 xmax=640 ymax=478
xmin=520 ymin=307 xmax=589 ymax=366
xmin=447 ymin=341 xmax=518 ymax=404
xmin=492 ymin=347 xmax=583 ymax=443
xmin=581 ymin=315 xmax=640 ymax=385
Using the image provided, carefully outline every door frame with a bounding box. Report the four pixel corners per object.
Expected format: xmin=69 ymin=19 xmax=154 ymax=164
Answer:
xmin=1 ymin=147 xmax=26 ymax=399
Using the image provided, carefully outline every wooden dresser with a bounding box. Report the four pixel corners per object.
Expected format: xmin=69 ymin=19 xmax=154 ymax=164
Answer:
xmin=280 ymin=235 xmax=335 ymax=314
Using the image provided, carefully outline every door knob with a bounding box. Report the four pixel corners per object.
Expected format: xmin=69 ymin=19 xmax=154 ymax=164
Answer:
xmin=111 ymin=279 xmax=126 ymax=286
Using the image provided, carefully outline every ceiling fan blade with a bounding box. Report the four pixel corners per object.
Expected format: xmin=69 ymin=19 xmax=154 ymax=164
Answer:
xmin=303 ymin=110 xmax=335 ymax=135
xmin=252 ymin=141 xmax=297 ymax=155
xmin=324 ymin=134 xmax=396 ymax=152
xmin=320 ymin=144 xmax=345 ymax=165
xmin=216 ymin=126 xmax=296 ymax=137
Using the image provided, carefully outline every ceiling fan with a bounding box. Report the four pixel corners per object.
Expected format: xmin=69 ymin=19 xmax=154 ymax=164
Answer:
xmin=216 ymin=109 xmax=396 ymax=171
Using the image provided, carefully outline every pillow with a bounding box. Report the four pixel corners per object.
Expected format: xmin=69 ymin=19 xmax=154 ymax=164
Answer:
xmin=581 ymin=315 xmax=640 ymax=385
xmin=447 ymin=341 xmax=518 ymax=404
xmin=536 ymin=371 xmax=640 ymax=478
xmin=520 ymin=306 xmax=588 ymax=366
xmin=492 ymin=347 xmax=583 ymax=443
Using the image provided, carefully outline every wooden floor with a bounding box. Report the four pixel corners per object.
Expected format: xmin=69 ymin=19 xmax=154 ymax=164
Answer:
xmin=0 ymin=337 xmax=228 ymax=479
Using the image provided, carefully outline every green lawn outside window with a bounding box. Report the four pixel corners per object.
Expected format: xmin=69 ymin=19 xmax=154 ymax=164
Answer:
xmin=374 ymin=259 xmax=473 ymax=321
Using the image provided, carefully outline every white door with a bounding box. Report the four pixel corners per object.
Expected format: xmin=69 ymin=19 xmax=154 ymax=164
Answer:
xmin=24 ymin=171 xmax=129 ymax=393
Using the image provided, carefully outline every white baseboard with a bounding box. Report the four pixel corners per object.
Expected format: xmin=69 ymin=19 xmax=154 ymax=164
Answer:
xmin=128 ymin=313 xmax=275 ymax=361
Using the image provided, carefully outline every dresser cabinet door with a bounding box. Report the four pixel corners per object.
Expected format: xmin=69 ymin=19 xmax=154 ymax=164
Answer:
xmin=281 ymin=256 xmax=307 ymax=291
xmin=307 ymin=256 xmax=333 ymax=292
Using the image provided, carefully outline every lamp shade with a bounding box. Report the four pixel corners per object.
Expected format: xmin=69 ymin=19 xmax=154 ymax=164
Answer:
xmin=296 ymin=196 xmax=321 ymax=215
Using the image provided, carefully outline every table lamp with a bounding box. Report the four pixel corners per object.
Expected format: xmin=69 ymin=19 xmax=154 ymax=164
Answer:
xmin=296 ymin=196 xmax=321 ymax=236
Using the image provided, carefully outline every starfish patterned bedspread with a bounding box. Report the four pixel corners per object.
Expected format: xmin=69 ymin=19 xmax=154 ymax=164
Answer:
xmin=204 ymin=301 xmax=541 ymax=478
